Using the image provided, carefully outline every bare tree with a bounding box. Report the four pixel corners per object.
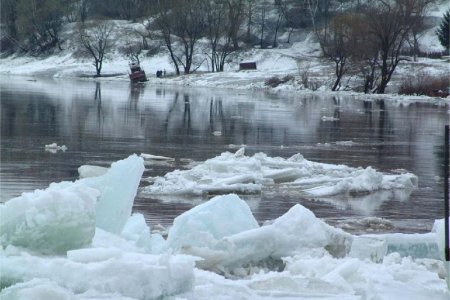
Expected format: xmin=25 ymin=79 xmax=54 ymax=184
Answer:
xmin=16 ymin=0 xmax=65 ymax=53
xmin=305 ymin=0 xmax=319 ymax=30
xmin=205 ymin=0 xmax=236 ymax=72
xmin=259 ymin=2 xmax=267 ymax=48
xmin=244 ymin=0 xmax=256 ymax=43
xmin=173 ymin=0 xmax=205 ymax=74
xmin=363 ymin=0 xmax=432 ymax=94
xmin=317 ymin=13 xmax=355 ymax=91
xmin=78 ymin=22 xmax=113 ymax=76
xmin=226 ymin=0 xmax=246 ymax=49
xmin=272 ymin=2 xmax=284 ymax=47
xmin=153 ymin=0 xmax=205 ymax=75
xmin=275 ymin=0 xmax=295 ymax=43
xmin=152 ymin=1 xmax=180 ymax=75
xmin=408 ymin=0 xmax=433 ymax=61
xmin=121 ymin=39 xmax=143 ymax=64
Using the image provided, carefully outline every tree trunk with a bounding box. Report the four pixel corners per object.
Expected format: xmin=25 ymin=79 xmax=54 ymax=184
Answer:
xmin=260 ymin=7 xmax=265 ymax=49
xmin=272 ymin=14 xmax=282 ymax=48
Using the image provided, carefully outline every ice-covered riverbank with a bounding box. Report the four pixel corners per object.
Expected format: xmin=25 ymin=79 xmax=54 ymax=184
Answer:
xmin=1 ymin=154 xmax=449 ymax=299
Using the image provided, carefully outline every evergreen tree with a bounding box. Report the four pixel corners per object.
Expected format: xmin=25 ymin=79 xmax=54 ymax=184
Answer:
xmin=436 ymin=9 xmax=449 ymax=50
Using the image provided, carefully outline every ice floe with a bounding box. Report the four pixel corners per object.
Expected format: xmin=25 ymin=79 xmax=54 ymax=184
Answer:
xmin=78 ymin=165 xmax=109 ymax=178
xmin=0 ymin=155 xmax=448 ymax=299
xmin=143 ymin=148 xmax=418 ymax=201
xmin=44 ymin=142 xmax=67 ymax=153
xmin=0 ymin=184 xmax=98 ymax=254
xmin=321 ymin=116 xmax=340 ymax=122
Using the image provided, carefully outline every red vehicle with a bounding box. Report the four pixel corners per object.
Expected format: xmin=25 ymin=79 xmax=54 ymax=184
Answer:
xmin=129 ymin=62 xmax=148 ymax=82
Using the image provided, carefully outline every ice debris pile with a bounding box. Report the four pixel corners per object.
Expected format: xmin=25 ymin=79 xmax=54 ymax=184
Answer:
xmin=0 ymin=155 xmax=449 ymax=299
xmin=0 ymin=155 xmax=196 ymax=299
xmin=143 ymin=148 xmax=418 ymax=199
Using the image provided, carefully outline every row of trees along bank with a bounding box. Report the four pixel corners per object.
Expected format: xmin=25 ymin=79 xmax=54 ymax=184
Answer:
xmin=316 ymin=0 xmax=448 ymax=93
xmin=1 ymin=0 xmax=449 ymax=93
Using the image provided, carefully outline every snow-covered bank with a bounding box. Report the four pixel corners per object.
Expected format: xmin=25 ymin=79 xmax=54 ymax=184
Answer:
xmin=1 ymin=155 xmax=449 ymax=299
xmin=1 ymin=14 xmax=448 ymax=104
xmin=1 ymin=51 xmax=448 ymax=106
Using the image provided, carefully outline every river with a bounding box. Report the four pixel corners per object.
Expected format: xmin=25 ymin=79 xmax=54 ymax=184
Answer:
xmin=1 ymin=78 xmax=448 ymax=234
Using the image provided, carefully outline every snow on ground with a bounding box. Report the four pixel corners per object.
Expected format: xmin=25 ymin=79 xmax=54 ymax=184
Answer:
xmin=0 ymin=11 xmax=448 ymax=102
xmin=1 ymin=155 xmax=449 ymax=299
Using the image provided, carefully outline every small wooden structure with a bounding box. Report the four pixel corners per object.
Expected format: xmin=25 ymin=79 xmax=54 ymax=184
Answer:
xmin=239 ymin=62 xmax=257 ymax=70
xmin=129 ymin=62 xmax=148 ymax=82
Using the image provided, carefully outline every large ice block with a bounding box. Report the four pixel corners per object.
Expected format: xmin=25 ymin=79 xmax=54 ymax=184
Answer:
xmin=213 ymin=204 xmax=353 ymax=269
xmin=85 ymin=154 xmax=145 ymax=234
xmin=349 ymin=235 xmax=387 ymax=262
xmin=384 ymin=232 xmax=440 ymax=259
xmin=166 ymin=194 xmax=259 ymax=250
xmin=0 ymin=184 xmax=98 ymax=254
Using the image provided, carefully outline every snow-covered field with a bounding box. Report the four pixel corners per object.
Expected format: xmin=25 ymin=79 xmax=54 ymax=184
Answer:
xmin=1 ymin=154 xmax=449 ymax=299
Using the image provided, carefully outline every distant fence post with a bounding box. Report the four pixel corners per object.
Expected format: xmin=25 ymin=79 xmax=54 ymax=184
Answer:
xmin=445 ymin=125 xmax=449 ymax=262
xmin=445 ymin=125 xmax=449 ymax=290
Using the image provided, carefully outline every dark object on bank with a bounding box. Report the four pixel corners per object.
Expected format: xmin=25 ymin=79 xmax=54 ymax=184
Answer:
xmin=239 ymin=62 xmax=257 ymax=70
xmin=129 ymin=62 xmax=148 ymax=82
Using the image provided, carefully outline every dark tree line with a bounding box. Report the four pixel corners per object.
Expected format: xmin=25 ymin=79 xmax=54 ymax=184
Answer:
xmin=0 ymin=0 xmax=154 ymax=53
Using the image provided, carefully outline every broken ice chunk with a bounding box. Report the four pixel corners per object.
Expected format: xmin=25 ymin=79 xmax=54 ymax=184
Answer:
xmin=166 ymin=194 xmax=259 ymax=251
xmin=0 ymin=185 xmax=99 ymax=254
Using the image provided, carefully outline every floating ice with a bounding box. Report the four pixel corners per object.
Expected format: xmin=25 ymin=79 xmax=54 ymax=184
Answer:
xmin=0 ymin=154 xmax=144 ymax=254
xmin=382 ymin=232 xmax=441 ymax=259
xmin=143 ymin=148 xmax=418 ymax=200
xmin=349 ymin=235 xmax=387 ymax=262
xmin=140 ymin=153 xmax=175 ymax=167
xmin=140 ymin=153 xmax=174 ymax=161
xmin=300 ymin=167 xmax=417 ymax=197
xmin=85 ymin=154 xmax=145 ymax=234
xmin=120 ymin=213 xmax=152 ymax=251
xmin=0 ymin=152 xmax=448 ymax=299
xmin=175 ymin=250 xmax=450 ymax=299
xmin=280 ymin=252 xmax=449 ymax=300
xmin=335 ymin=140 xmax=356 ymax=146
xmin=166 ymin=194 xmax=259 ymax=251
xmin=211 ymin=204 xmax=353 ymax=270
xmin=432 ymin=219 xmax=450 ymax=260
xmin=170 ymin=200 xmax=352 ymax=271
xmin=44 ymin=142 xmax=67 ymax=153
xmin=0 ymin=248 xmax=196 ymax=300
xmin=78 ymin=165 xmax=109 ymax=178
xmin=321 ymin=116 xmax=340 ymax=121
xmin=0 ymin=278 xmax=77 ymax=300
xmin=0 ymin=184 xmax=99 ymax=254
xmin=349 ymin=232 xmax=441 ymax=261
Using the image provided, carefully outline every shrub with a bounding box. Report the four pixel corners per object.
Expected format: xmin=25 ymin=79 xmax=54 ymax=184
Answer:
xmin=399 ymin=73 xmax=449 ymax=97
xmin=265 ymin=76 xmax=282 ymax=87
xmin=265 ymin=75 xmax=294 ymax=88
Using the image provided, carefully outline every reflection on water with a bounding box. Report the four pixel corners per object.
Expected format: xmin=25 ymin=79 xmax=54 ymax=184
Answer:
xmin=1 ymin=78 xmax=448 ymax=233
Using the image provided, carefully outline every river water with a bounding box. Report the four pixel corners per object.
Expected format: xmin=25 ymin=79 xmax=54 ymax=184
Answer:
xmin=1 ymin=78 xmax=448 ymax=234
